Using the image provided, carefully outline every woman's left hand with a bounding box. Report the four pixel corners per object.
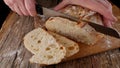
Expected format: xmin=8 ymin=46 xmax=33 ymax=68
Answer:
xmin=54 ymin=0 xmax=117 ymax=27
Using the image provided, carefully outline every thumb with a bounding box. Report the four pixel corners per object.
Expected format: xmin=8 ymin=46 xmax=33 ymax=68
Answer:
xmin=54 ymin=0 xmax=69 ymax=11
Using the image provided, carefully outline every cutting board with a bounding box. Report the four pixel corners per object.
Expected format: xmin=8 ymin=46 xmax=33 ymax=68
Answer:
xmin=0 ymin=0 xmax=120 ymax=67
xmin=34 ymin=6 xmax=120 ymax=62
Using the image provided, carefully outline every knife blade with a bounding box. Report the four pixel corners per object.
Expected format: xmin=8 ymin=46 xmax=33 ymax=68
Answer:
xmin=36 ymin=5 xmax=120 ymax=38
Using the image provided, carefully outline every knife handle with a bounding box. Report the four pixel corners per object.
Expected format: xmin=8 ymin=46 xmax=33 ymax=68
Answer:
xmin=36 ymin=4 xmax=43 ymax=15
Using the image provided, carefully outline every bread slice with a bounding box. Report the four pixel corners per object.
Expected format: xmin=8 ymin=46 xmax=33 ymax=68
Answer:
xmin=24 ymin=28 xmax=66 ymax=65
xmin=48 ymin=31 xmax=79 ymax=57
xmin=45 ymin=17 xmax=103 ymax=45
xmin=24 ymin=28 xmax=79 ymax=57
xmin=60 ymin=5 xmax=103 ymax=25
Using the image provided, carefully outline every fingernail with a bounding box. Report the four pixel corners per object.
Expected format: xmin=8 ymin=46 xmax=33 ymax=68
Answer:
xmin=111 ymin=22 xmax=115 ymax=24
xmin=111 ymin=14 xmax=117 ymax=22
xmin=31 ymin=12 xmax=37 ymax=17
xmin=113 ymin=16 xmax=117 ymax=21
xmin=53 ymin=5 xmax=64 ymax=11
xmin=53 ymin=7 xmax=59 ymax=11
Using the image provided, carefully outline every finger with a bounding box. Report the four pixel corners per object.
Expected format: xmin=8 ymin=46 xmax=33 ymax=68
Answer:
xmin=13 ymin=4 xmax=23 ymax=15
xmin=75 ymin=0 xmax=116 ymax=22
xmin=3 ymin=0 xmax=15 ymax=7
xmin=54 ymin=0 xmax=69 ymax=11
xmin=88 ymin=0 xmax=114 ymax=21
xmin=103 ymin=17 xmax=113 ymax=28
xmin=18 ymin=0 xmax=29 ymax=16
xmin=4 ymin=0 xmax=23 ymax=15
xmin=24 ymin=0 xmax=37 ymax=16
xmin=96 ymin=0 xmax=110 ymax=8
xmin=96 ymin=0 xmax=117 ymax=22
xmin=104 ymin=0 xmax=112 ymax=6
xmin=3 ymin=0 xmax=15 ymax=11
xmin=9 ymin=6 xmax=15 ymax=11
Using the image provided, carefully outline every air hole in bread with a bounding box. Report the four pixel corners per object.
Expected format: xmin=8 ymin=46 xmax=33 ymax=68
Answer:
xmin=56 ymin=39 xmax=59 ymax=41
xmin=68 ymin=46 xmax=74 ymax=50
xmin=47 ymin=55 xmax=53 ymax=59
xmin=31 ymin=36 xmax=33 ymax=38
xmin=76 ymin=47 xmax=79 ymax=50
xmin=31 ymin=45 xmax=33 ymax=47
xmin=38 ymin=40 xmax=41 ymax=43
xmin=33 ymin=48 xmax=39 ymax=51
xmin=79 ymin=13 xmax=81 ymax=15
xmin=46 ymin=47 xmax=50 ymax=51
xmin=63 ymin=42 xmax=66 ymax=45
xmin=60 ymin=47 xmax=63 ymax=50
xmin=44 ymin=56 xmax=46 ymax=58
xmin=49 ymin=44 xmax=56 ymax=48
xmin=34 ymin=37 xmax=37 ymax=40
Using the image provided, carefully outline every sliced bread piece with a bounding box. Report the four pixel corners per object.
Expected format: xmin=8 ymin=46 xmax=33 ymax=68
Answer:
xmin=45 ymin=17 xmax=103 ymax=45
xmin=24 ymin=28 xmax=66 ymax=65
xmin=48 ymin=31 xmax=79 ymax=57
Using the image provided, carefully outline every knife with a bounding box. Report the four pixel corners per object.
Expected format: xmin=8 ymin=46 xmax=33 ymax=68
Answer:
xmin=36 ymin=4 xmax=120 ymax=38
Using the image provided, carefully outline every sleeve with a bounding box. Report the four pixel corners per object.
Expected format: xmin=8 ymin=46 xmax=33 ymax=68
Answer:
xmin=110 ymin=0 xmax=120 ymax=8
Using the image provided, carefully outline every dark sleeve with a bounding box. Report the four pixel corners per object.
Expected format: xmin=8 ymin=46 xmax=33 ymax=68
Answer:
xmin=0 ymin=0 xmax=10 ymax=28
xmin=110 ymin=0 xmax=120 ymax=8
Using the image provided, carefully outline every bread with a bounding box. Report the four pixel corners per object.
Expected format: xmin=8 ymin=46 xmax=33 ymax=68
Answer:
xmin=60 ymin=5 xmax=103 ymax=25
xmin=45 ymin=17 xmax=103 ymax=45
xmin=24 ymin=28 xmax=66 ymax=65
xmin=24 ymin=28 xmax=79 ymax=57
xmin=48 ymin=31 xmax=79 ymax=57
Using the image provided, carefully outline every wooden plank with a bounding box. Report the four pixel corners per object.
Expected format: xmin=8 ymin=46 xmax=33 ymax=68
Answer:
xmin=0 ymin=13 xmax=35 ymax=68
xmin=0 ymin=12 xmax=19 ymax=48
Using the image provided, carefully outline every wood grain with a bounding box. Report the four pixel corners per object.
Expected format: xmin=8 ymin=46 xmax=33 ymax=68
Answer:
xmin=0 ymin=2 xmax=120 ymax=68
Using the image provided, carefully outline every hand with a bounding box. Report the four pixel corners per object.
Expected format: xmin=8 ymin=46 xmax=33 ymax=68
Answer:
xmin=4 ymin=0 xmax=37 ymax=16
xmin=54 ymin=0 xmax=117 ymax=27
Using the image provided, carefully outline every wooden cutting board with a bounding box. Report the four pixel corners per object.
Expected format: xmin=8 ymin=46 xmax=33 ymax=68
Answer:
xmin=34 ymin=5 xmax=120 ymax=62
xmin=65 ymin=36 xmax=120 ymax=61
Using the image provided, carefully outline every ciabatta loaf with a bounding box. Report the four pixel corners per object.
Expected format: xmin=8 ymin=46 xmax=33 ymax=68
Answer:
xmin=48 ymin=31 xmax=79 ymax=57
xmin=24 ymin=28 xmax=66 ymax=65
xmin=60 ymin=5 xmax=103 ymax=25
xmin=45 ymin=17 xmax=103 ymax=45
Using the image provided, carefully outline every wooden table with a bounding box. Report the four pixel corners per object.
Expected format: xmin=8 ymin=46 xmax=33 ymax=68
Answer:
xmin=0 ymin=5 xmax=120 ymax=68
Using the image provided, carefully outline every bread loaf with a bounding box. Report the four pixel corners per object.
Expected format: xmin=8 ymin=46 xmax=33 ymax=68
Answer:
xmin=60 ymin=5 xmax=103 ymax=25
xmin=24 ymin=28 xmax=66 ymax=65
xmin=45 ymin=17 xmax=103 ymax=45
